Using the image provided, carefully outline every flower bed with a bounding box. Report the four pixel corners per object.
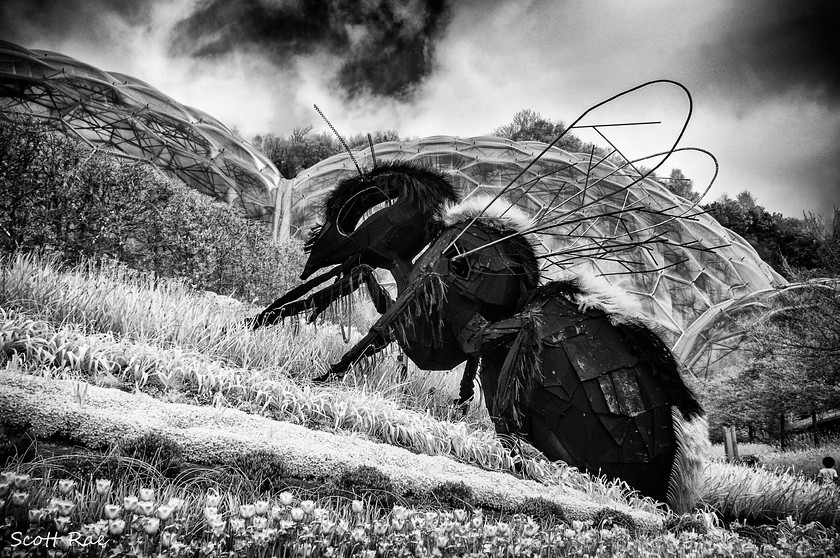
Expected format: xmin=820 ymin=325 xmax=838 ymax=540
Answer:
xmin=5 ymin=470 xmax=837 ymax=558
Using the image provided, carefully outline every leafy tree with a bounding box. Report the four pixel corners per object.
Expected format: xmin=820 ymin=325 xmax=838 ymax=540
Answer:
xmin=252 ymin=127 xmax=404 ymax=179
xmin=661 ymin=168 xmax=701 ymax=203
xmin=694 ymin=281 xmax=840 ymax=442
xmin=492 ymin=109 xmax=585 ymax=153
xmin=818 ymin=209 xmax=840 ymax=275
xmin=345 ymin=130 xmax=402 ymax=150
xmin=253 ymin=126 xmax=341 ymax=179
xmin=703 ymin=191 xmax=824 ymax=276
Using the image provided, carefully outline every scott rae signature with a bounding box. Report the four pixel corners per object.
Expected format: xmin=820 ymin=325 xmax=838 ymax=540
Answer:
xmin=9 ymin=531 xmax=108 ymax=548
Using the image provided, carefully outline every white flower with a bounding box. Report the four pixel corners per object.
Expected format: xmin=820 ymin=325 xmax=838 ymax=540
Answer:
xmin=142 ymin=517 xmax=160 ymax=535
xmin=523 ymin=521 xmax=539 ymax=537
xmin=103 ymin=504 xmax=122 ymax=520
xmin=211 ymin=519 xmax=226 ymax=537
xmin=167 ymin=497 xmax=185 ymax=510
xmin=239 ymin=504 xmax=256 ymax=519
xmin=13 ymin=474 xmax=31 ymax=490
xmin=57 ymin=479 xmax=75 ymax=495
xmin=95 ymin=479 xmax=112 ymax=495
xmin=352 ymin=527 xmax=367 ymax=543
xmin=156 ymin=504 xmax=174 ymax=521
xmin=54 ymin=499 xmax=75 ymax=517
xmin=161 ymin=532 xmax=177 ymax=549
xmin=108 ymin=519 xmax=126 ymax=536
xmin=204 ymin=506 xmax=219 ymax=522
xmin=392 ymin=505 xmax=407 ymax=520
xmin=136 ymin=501 xmax=155 ymax=516
xmin=206 ymin=492 xmax=221 ymax=508
xmin=373 ymin=521 xmax=388 ymax=535
xmin=123 ymin=496 xmax=138 ymax=512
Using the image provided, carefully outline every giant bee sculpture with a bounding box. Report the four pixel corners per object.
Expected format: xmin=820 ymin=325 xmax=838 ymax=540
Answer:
xmin=251 ymin=81 xmax=712 ymax=512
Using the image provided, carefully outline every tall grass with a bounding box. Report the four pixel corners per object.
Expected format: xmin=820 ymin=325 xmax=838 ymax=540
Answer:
xmin=0 ymin=253 xmax=647 ymax=511
xmin=701 ymin=461 xmax=840 ymax=526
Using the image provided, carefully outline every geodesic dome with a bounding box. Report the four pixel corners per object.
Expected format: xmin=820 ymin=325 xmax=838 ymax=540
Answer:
xmin=288 ymin=135 xmax=787 ymax=345
xmin=0 ymin=40 xmax=282 ymax=220
xmin=673 ymin=279 xmax=840 ymax=377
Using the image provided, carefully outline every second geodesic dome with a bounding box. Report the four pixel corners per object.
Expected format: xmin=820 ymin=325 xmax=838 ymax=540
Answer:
xmin=673 ymin=278 xmax=840 ymax=377
xmin=285 ymin=135 xmax=787 ymax=348
xmin=0 ymin=39 xmax=282 ymax=220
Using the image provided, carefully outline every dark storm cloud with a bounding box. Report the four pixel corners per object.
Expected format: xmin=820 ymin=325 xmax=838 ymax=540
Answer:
xmin=699 ymin=0 xmax=840 ymax=104
xmin=0 ymin=0 xmax=155 ymax=44
xmin=168 ymin=0 xmax=452 ymax=100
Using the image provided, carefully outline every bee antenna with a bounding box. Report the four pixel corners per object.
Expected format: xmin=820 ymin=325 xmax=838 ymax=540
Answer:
xmin=314 ymin=104 xmax=363 ymax=178
xmin=367 ymin=133 xmax=377 ymax=168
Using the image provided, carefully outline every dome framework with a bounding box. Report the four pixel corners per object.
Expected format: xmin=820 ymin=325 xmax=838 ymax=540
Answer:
xmin=0 ymin=40 xmax=283 ymax=221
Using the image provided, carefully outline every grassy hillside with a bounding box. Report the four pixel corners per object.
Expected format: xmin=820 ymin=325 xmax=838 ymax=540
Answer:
xmin=2 ymin=254 xmax=840 ymax=556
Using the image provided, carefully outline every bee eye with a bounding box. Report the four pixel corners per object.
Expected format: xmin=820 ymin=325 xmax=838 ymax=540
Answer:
xmin=356 ymin=199 xmax=392 ymax=227
xmin=337 ymin=197 xmax=395 ymax=236
xmin=303 ymin=223 xmax=323 ymax=253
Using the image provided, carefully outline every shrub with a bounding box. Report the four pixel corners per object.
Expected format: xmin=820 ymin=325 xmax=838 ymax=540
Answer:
xmin=45 ymin=451 xmax=124 ymax=482
xmin=431 ymin=480 xmax=474 ymax=508
xmin=0 ymin=113 xmax=305 ymax=305
xmin=232 ymin=451 xmax=291 ymax=493
xmin=335 ymin=465 xmax=396 ymax=508
xmin=664 ymin=513 xmax=709 ymax=535
xmin=592 ymin=507 xmax=637 ymax=531
xmin=118 ymin=432 xmax=183 ymax=476
xmin=516 ymin=497 xmax=567 ymax=522
xmin=0 ymin=419 xmax=32 ymax=465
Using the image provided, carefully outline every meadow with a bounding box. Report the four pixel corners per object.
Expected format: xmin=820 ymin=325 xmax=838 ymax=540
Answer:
xmin=2 ymin=253 xmax=840 ymax=557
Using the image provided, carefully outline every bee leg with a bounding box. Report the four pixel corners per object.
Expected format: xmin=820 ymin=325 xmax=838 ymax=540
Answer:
xmin=314 ymin=328 xmax=393 ymax=383
xmin=454 ymin=357 xmax=479 ymax=407
xmin=357 ymin=264 xmax=394 ymax=314
xmin=250 ymin=263 xmax=347 ymax=328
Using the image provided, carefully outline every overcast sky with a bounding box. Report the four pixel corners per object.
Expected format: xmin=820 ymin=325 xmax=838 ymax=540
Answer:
xmin=3 ymin=0 xmax=838 ymax=222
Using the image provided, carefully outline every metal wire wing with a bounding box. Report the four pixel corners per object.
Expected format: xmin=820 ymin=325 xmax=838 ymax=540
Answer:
xmin=448 ymin=81 xmax=711 ymax=276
